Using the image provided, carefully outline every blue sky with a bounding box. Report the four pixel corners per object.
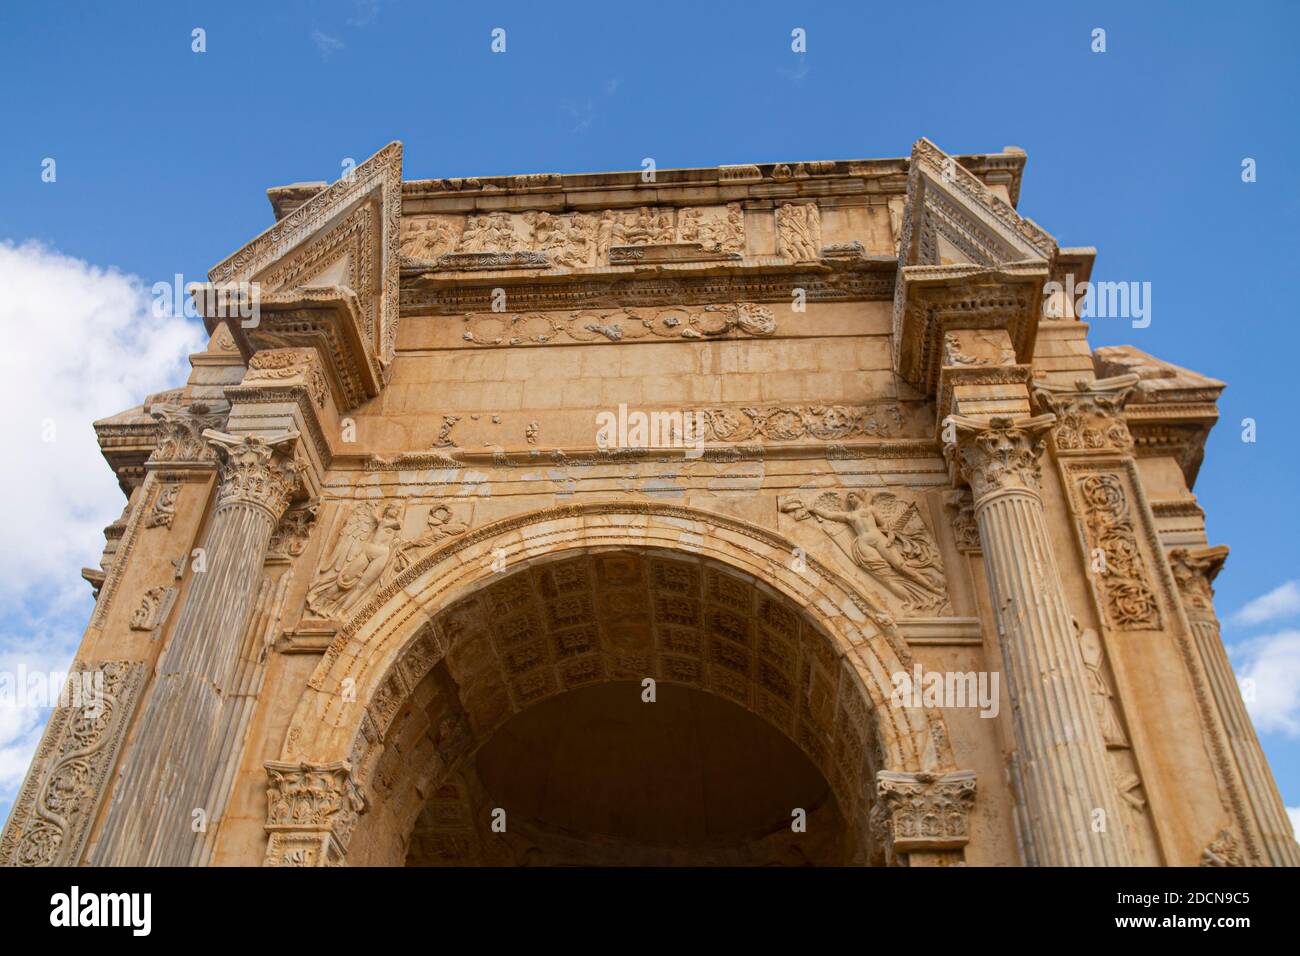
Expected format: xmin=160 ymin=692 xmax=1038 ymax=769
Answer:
xmin=2 ymin=0 xmax=1298 ymax=837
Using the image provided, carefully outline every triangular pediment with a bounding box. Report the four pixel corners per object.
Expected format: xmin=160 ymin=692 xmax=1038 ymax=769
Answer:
xmin=898 ymin=138 xmax=1055 ymax=268
xmin=202 ymin=143 xmax=403 ymax=408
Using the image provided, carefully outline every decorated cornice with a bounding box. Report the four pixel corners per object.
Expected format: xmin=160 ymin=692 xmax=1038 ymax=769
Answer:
xmin=1032 ymin=374 xmax=1139 ymax=453
xmin=893 ymin=262 xmax=1049 ymax=394
xmin=397 ymin=150 xmax=1024 ymax=209
xmin=944 ymin=414 xmax=1056 ymax=503
xmin=401 ymin=257 xmax=895 ymax=314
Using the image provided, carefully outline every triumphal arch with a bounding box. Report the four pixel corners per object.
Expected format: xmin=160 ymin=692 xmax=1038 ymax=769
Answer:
xmin=4 ymin=140 xmax=1296 ymax=867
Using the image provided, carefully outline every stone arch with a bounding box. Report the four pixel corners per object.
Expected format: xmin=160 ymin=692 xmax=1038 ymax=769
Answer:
xmin=271 ymin=501 xmax=958 ymax=864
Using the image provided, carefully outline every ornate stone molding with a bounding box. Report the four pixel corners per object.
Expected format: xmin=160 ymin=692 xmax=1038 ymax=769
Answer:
xmin=1032 ymin=374 xmax=1138 ymax=453
xmin=459 ymin=302 xmax=776 ymax=347
xmin=1075 ymin=473 xmax=1163 ymax=631
xmin=871 ymin=769 xmax=977 ymax=856
xmin=204 ymin=429 xmax=303 ymax=518
xmin=943 ymin=414 xmax=1055 ymax=503
xmin=402 ymin=263 xmax=896 ymax=315
xmin=264 ymin=761 xmax=366 ymax=866
xmin=245 ymin=347 xmax=329 ymax=409
xmin=0 ymin=661 xmax=146 ymax=867
xmin=893 ymin=264 xmax=1049 ymax=393
xmin=696 ymin=403 xmax=904 ymax=443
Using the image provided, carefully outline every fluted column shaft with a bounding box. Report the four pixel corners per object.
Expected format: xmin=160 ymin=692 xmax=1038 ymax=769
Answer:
xmin=949 ymin=415 xmax=1132 ymax=866
xmin=1171 ymin=548 xmax=1300 ymax=867
xmin=94 ymin=430 xmax=300 ymax=866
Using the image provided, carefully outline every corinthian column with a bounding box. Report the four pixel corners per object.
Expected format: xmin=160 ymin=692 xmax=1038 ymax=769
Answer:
xmin=1170 ymin=547 xmax=1300 ymax=867
xmin=946 ymin=414 xmax=1132 ymax=866
xmin=94 ymin=430 xmax=302 ymax=866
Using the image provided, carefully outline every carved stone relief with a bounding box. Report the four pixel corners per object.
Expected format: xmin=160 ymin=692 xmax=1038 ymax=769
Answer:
xmin=695 ymin=404 xmax=903 ymax=443
xmin=245 ymin=348 xmax=329 ymax=409
xmin=870 ymin=770 xmax=977 ymax=857
xmin=1076 ymin=473 xmax=1162 ymax=630
xmin=402 ymin=202 xmax=751 ymax=270
xmin=779 ymin=490 xmax=949 ymax=614
xmin=268 ymin=504 xmax=319 ymax=561
xmin=305 ymin=500 xmax=472 ymax=622
xmin=128 ymin=586 xmax=172 ymax=632
xmin=460 ymin=302 xmax=776 ymax=347
xmin=776 ymin=202 xmax=822 ymax=261
xmin=0 ymin=661 xmax=147 ymax=867
xmin=145 ymin=482 xmax=179 ymax=529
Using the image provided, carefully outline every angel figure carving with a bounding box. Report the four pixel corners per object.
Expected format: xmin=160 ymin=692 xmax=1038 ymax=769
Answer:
xmin=306 ymin=502 xmax=405 ymax=620
xmin=781 ymin=490 xmax=947 ymax=613
xmin=387 ymin=504 xmax=469 ymax=581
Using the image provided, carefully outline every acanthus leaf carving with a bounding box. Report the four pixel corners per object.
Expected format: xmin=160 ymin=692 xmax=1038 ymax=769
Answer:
xmin=1076 ymin=473 xmax=1162 ymax=631
xmin=1032 ymin=375 xmax=1138 ymax=452
xmin=870 ymin=769 xmax=977 ymax=856
xmin=944 ymin=414 xmax=1055 ymax=502
xmin=204 ymin=429 xmax=303 ymax=518
xmin=0 ymin=661 xmax=146 ymax=867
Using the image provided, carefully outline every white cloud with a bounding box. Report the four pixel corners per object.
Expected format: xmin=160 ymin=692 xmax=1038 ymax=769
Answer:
xmin=0 ymin=240 xmax=202 ymax=804
xmin=1233 ymin=580 xmax=1300 ymax=626
xmin=1230 ymin=629 xmax=1300 ymax=737
xmin=311 ymin=30 xmax=345 ymax=58
xmin=1289 ymin=806 xmax=1300 ymax=841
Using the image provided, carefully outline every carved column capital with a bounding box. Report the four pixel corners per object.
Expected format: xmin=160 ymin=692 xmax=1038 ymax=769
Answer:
xmin=1031 ymin=374 xmax=1138 ymax=452
xmin=204 ymin=429 xmax=303 ymax=518
xmin=147 ymin=401 xmax=230 ymax=466
xmin=1169 ymin=545 xmax=1229 ymax=620
xmin=943 ymin=413 xmax=1055 ymax=503
xmin=870 ymin=769 xmax=977 ymax=859
xmin=263 ymin=761 xmax=366 ymax=867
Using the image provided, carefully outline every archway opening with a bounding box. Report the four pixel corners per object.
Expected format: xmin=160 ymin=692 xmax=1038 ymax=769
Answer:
xmin=407 ymin=680 xmax=848 ymax=865
xmin=346 ymin=547 xmax=888 ymax=865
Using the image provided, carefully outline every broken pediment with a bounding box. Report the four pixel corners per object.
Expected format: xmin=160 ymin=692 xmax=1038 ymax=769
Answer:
xmin=199 ymin=143 xmax=403 ymax=412
xmin=892 ymin=139 xmax=1058 ymax=393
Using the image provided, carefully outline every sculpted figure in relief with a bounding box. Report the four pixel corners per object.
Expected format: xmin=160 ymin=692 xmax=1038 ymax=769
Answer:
xmin=387 ymin=504 xmax=469 ymax=580
xmin=776 ymin=202 xmax=821 ymax=260
xmin=679 ymin=203 xmax=744 ymax=254
xmin=459 ymin=213 xmax=517 ymax=253
xmin=621 ymin=206 xmax=674 ymax=245
xmin=781 ymin=491 xmax=947 ymax=612
xmin=306 ymin=502 xmax=405 ymax=620
xmin=401 ymin=218 xmax=459 ymax=260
